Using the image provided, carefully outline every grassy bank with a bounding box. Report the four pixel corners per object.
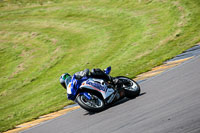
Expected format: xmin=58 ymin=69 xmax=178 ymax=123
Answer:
xmin=0 ymin=0 xmax=200 ymax=131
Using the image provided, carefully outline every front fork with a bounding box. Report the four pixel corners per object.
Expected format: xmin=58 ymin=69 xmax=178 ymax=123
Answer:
xmin=79 ymin=92 xmax=92 ymax=100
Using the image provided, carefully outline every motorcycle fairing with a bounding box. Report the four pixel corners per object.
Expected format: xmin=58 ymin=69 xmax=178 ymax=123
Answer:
xmin=80 ymin=78 xmax=115 ymax=100
xmin=67 ymin=75 xmax=88 ymax=100
xmin=67 ymin=67 xmax=114 ymax=101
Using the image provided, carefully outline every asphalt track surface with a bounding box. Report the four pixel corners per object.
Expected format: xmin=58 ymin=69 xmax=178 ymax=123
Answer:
xmin=23 ymin=55 xmax=200 ymax=133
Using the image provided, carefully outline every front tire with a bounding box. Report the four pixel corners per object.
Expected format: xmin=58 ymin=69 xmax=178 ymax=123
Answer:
xmin=116 ymin=76 xmax=140 ymax=98
xmin=76 ymin=92 xmax=105 ymax=112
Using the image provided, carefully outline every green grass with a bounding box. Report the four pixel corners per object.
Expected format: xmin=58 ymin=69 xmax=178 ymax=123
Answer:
xmin=0 ymin=0 xmax=200 ymax=131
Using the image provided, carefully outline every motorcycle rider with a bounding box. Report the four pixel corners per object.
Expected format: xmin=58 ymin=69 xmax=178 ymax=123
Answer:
xmin=60 ymin=68 xmax=114 ymax=90
xmin=60 ymin=67 xmax=125 ymax=100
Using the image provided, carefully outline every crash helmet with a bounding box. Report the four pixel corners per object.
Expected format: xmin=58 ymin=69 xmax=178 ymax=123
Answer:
xmin=60 ymin=73 xmax=71 ymax=89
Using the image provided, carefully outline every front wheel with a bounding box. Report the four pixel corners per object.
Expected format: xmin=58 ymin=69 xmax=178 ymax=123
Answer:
xmin=76 ymin=92 xmax=105 ymax=112
xmin=116 ymin=76 xmax=140 ymax=98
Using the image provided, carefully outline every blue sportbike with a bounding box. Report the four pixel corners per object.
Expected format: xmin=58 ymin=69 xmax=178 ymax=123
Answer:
xmin=65 ymin=67 xmax=140 ymax=112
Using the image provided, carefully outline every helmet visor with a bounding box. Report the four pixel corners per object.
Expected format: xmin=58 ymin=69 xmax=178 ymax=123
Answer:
xmin=65 ymin=75 xmax=71 ymax=86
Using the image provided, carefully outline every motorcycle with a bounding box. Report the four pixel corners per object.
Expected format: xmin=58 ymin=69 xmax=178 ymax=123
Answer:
xmin=66 ymin=66 xmax=140 ymax=112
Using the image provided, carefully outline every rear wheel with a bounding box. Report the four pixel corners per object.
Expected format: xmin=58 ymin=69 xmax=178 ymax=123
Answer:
xmin=76 ymin=92 xmax=105 ymax=112
xmin=116 ymin=76 xmax=140 ymax=98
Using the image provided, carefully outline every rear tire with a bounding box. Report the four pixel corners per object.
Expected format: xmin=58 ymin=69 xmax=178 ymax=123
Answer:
xmin=116 ymin=76 xmax=140 ymax=98
xmin=76 ymin=92 xmax=105 ymax=112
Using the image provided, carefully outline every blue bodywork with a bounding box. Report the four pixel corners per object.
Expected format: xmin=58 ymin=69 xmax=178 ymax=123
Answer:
xmin=66 ymin=67 xmax=111 ymax=101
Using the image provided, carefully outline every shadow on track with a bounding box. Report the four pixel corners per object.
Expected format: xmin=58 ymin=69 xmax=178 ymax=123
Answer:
xmin=84 ymin=92 xmax=146 ymax=115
